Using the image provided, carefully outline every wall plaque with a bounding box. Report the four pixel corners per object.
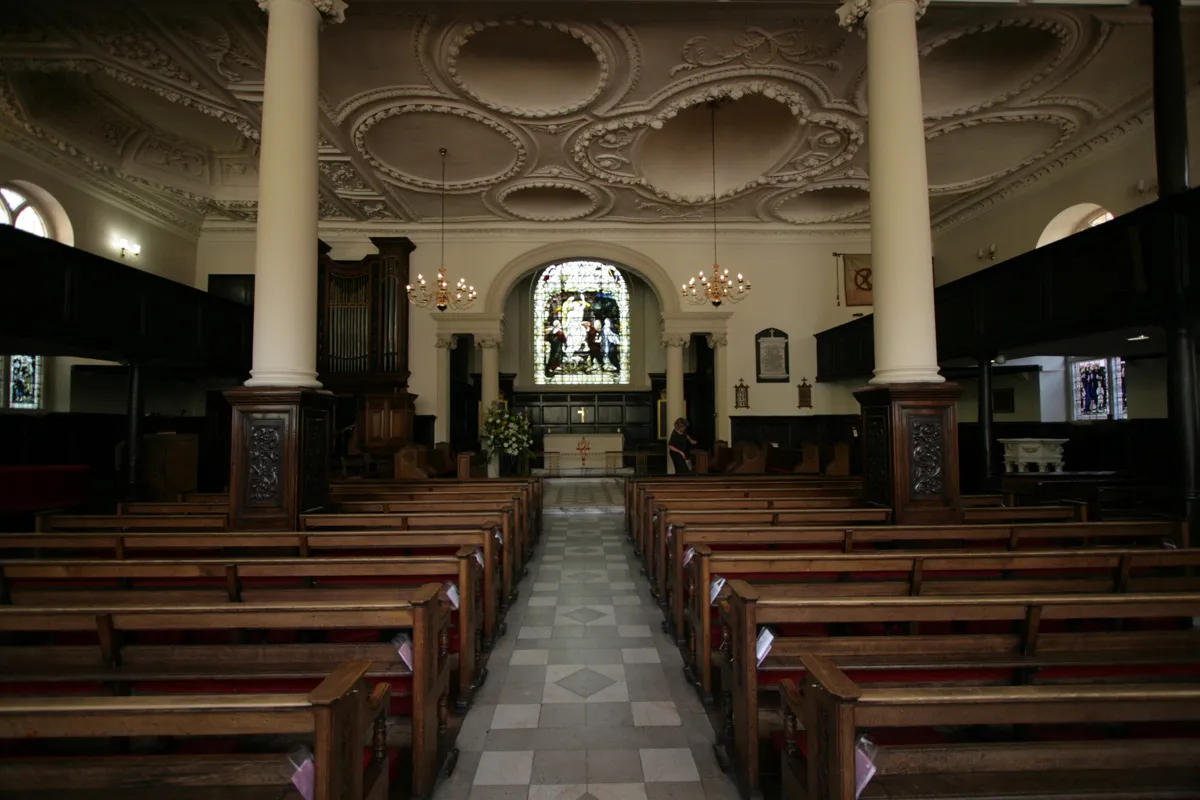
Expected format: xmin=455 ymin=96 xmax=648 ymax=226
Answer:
xmin=755 ymin=328 xmax=789 ymax=383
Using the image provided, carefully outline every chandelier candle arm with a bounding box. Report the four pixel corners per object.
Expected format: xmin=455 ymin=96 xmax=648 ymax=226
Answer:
xmin=407 ymin=147 xmax=478 ymax=312
xmin=681 ymin=100 xmax=750 ymax=308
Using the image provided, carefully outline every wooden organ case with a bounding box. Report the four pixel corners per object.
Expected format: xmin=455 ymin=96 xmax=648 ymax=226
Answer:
xmin=317 ymin=237 xmax=417 ymax=459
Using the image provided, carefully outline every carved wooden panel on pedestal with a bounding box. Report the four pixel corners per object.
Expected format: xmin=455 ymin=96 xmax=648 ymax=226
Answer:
xmin=907 ymin=413 xmax=946 ymax=499
xmin=226 ymin=388 xmax=333 ymax=531
xmin=246 ymin=418 xmax=285 ymax=506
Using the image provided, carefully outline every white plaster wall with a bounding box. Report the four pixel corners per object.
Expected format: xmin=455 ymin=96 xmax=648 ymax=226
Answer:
xmin=956 ymin=371 xmax=1044 ymax=423
xmin=1126 ymin=356 xmax=1169 ymax=418
xmin=195 ymin=227 xmax=871 ymax=421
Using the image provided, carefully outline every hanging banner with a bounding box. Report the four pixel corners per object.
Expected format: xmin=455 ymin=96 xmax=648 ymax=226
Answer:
xmin=843 ymin=253 xmax=874 ymax=307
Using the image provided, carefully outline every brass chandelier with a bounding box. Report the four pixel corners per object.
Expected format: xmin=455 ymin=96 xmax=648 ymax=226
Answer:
xmin=682 ymin=100 xmax=750 ymax=308
xmin=407 ymin=148 xmax=477 ymax=312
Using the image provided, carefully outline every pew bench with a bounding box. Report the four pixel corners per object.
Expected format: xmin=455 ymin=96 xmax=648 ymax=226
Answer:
xmin=684 ymin=545 xmax=1200 ymax=699
xmin=626 ymin=476 xmax=863 ymax=536
xmin=299 ymin=512 xmax=518 ymax=612
xmin=0 ymin=593 xmax=456 ymax=799
xmin=664 ymin=518 xmax=1188 ymax=648
xmin=0 ymin=527 xmax=506 ymax=649
xmin=649 ymin=507 xmax=894 ymax=604
xmin=0 ymin=659 xmax=391 ymax=800
xmin=330 ymin=477 xmax=542 ymax=534
xmin=36 ymin=514 xmax=229 ymax=533
xmin=714 ymin=585 xmax=1200 ymax=798
xmin=780 ymin=656 xmax=1200 ymax=800
xmin=0 ymin=550 xmax=486 ymax=709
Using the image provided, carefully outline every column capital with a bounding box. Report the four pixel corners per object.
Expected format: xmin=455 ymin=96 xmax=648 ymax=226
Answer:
xmin=477 ymin=335 xmax=503 ymax=349
xmin=836 ymin=0 xmax=928 ymax=34
xmin=661 ymin=335 xmax=689 ymax=348
xmin=435 ymin=335 xmax=458 ymax=350
xmin=256 ymin=0 xmax=348 ymax=24
xmin=705 ymin=333 xmax=728 ymax=348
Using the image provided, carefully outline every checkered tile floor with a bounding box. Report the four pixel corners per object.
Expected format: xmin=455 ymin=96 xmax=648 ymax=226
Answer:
xmin=433 ymin=491 xmax=738 ymax=800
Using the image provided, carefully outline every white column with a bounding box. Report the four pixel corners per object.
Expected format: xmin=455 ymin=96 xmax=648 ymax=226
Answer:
xmin=839 ymin=0 xmax=942 ymax=385
xmin=245 ymin=0 xmax=346 ymax=388
xmin=434 ymin=335 xmax=456 ymax=443
xmin=707 ymin=333 xmax=730 ymax=443
xmin=479 ymin=336 xmax=502 ymax=477
xmin=664 ymin=336 xmax=687 ymax=473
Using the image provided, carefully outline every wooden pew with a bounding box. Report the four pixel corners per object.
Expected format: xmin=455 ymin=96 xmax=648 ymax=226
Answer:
xmin=628 ymin=474 xmax=864 ymax=537
xmin=333 ymin=489 xmax=537 ymax=541
xmin=118 ymin=501 xmax=231 ymax=516
xmin=0 ymin=592 xmax=456 ymax=799
xmin=0 ymin=549 xmax=486 ymax=709
xmin=685 ymin=544 xmax=1200 ymax=698
xmin=331 ymin=477 xmax=542 ymax=533
xmin=780 ymin=657 xmax=1200 ymax=800
xmin=332 ymin=499 xmax=529 ymax=566
xmin=36 ymin=514 xmax=228 ymax=533
xmin=300 ymin=512 xmax=518 ymax=612
xmin=718 ymin=585 xmax=1200 ymax=798
xmin=0 ymin=527 xmax=507 ymax=649
xmin=635 ymin=491 xmax=865 ymax=560
xmin=0 ymin=659 xmax=391 ymax=800
xmin=665 ymin=518 xmax=1187 ymax=648
xmin=649 ymin=507 xmax=894 ymax=608
xmin=178 ymin=491 xmax=229 ymax=503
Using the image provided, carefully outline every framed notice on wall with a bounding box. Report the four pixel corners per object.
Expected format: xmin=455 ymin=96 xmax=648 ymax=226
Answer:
xmin=755 ymin=328 xmax=789 ymax=383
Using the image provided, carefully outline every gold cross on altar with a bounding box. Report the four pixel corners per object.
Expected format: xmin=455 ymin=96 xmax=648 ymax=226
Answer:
xmin=576 ymin=436 xmax=591 ymax=467
xmin=576 ymin=407 xmax=588 ymax=423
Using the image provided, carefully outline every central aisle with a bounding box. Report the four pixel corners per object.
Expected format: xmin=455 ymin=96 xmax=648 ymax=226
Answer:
xmin=434 ymin=478 xmax=738 ymax=800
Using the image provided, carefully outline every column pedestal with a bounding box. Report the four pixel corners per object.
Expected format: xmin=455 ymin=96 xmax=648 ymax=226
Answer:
xmin=855 ymin=383 xmax=962 ymax=525
xmin=226 ymin=387 xmax=333 ymax=531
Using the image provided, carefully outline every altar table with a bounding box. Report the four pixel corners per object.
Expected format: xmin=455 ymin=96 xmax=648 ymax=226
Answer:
xmin=542 ymin=433 xmax=624 ymax=472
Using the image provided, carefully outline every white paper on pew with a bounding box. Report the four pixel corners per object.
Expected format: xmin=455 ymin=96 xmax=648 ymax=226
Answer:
xmin=474 ymin=547 xmax=485 ymax=567
xmin=288 ymin=748 xmax=316 ymax=800
xmin=683 ymin=546 xmax=695 ymax=567
xmin=444 ymin=582 xmax=460 ymax=610
xmin=755 ymin=627 xmax=775 ymax=667
xmin=855 ymin=736 xmax=878 ymax=798
xmin=494 ymin=528 xmax=504 ymax=545
xmin=392 ymin=633 xmax=414 ymax=670
xmin=666 ymin=524 xmax=674 ymax=541
xmin=709 ymin=576 xmax=726 ymax=606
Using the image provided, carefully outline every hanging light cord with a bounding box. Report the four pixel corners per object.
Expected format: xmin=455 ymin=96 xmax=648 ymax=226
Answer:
xmin=440 ymin=147 xmax=447 ymax=278
xmin=710 ymin=101 xmax=718 ymax=270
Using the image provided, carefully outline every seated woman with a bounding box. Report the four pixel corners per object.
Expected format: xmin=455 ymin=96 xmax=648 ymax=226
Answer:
xmin=668 ymin=417 xmax=698 ymax=475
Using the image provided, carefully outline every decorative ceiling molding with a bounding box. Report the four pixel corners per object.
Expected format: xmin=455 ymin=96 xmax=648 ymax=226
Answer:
xmin=931 ymin=104 xmax=1154 ymax=232
xmin=0 ymin=3 xmax=1163 ymax=234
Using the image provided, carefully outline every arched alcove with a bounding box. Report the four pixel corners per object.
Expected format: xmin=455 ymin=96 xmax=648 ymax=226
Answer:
xmin=6 ymin=180 xmax=74 ymax=246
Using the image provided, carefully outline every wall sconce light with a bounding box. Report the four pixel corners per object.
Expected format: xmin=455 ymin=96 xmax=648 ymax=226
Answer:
xmin=796 ymin=377 xmax=813 ymax=410
xmin=734 ymin=378 xmax=750 ymax=409
xmin=114 ymin=237 xmax=141 ymax=258
xmin=976 ymin=244 xmax=997 ymax=262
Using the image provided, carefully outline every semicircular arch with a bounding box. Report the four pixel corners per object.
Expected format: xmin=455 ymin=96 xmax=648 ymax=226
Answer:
xmin=486 ymin=240 xmax=680 ymax=314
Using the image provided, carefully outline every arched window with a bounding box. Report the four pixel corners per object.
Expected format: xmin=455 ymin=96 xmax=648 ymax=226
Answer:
xmin=1037 ymin=203 xmax=1115 ymax=248
xmin=1 ymin=185 xmax=50 ymax=239
xmin=1079 ymin=209 xmax=1114 ymax=231
xmin=533 ymin=260 xmax=630 ymax=386
xmin=1 ymin=184 xmax=56 ymax=411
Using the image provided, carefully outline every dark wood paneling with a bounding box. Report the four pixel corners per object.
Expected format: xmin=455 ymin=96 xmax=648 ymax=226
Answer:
xmin=957 ymin=419 xmax=1173 ymax=493
xmin=511 ymin=392 xmax=656 ymax=451
xmin=729 ymin=414 xmax=862 ymax=474
xmin=0 ymin=226 xmax=251 ymax=375
xmin=816 ymin=189 xmax=1200 ymax=381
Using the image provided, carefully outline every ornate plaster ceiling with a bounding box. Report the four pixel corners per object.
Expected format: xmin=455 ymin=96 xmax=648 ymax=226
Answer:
xmin=0 ymin=0 xmax=1193 ymax=235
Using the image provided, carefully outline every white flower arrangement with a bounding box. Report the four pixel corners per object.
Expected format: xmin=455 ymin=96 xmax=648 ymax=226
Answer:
xmin=481 ymin=402 xmax=533 ymax=458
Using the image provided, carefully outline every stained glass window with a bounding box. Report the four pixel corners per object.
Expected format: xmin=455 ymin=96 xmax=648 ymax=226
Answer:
xmin=1071 ymin=357 xmax=1126 ymax=421
xmin=533 ymin=260 xmax=630 ymax=386
xmin=5 ymin=355 xmax=42 ymax=409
